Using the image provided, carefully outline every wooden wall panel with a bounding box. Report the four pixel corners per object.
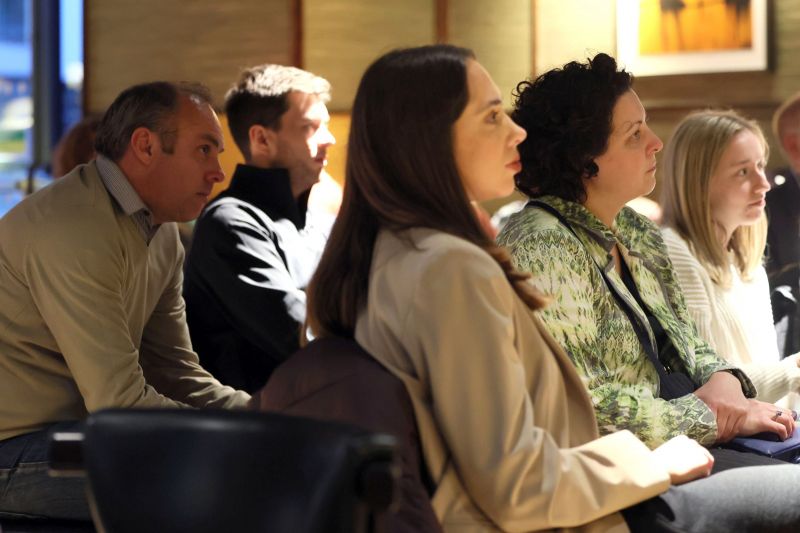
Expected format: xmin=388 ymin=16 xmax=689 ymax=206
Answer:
xmin=448 ymin=0 xmax=532 ymax=107
xmin=533 ymin=0 xmax=800 ymax=171
xmin=634 ymin=0 xmax=800 ymax=170
xmin=535 ymin=0 xmax=615 ymax=75
xmin=85 ymin=0 xmax=800 ymax=203
xmin=303 ymin=0 xmax=435 ymax=111
xmin=85 ymin=0 xmax=294 ymax=112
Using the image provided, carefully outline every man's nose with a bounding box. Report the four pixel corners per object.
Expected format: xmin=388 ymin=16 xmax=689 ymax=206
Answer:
xmin=209 ymin=157 xmax=225 ymax=183
xmin=318 ymin=125 xmax=335 ymax=147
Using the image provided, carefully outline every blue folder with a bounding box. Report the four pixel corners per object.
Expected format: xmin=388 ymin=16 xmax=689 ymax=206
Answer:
xmin=725 ymin=427 xmax=800 ymax=463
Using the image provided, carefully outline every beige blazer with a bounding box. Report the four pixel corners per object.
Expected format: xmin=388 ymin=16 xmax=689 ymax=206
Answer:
xmin=355 ymin=228 xmax=671 ymax=532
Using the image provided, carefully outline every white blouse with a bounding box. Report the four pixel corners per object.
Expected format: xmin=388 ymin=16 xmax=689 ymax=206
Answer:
xmin=662 ymin=227 xmax=800 ymax=405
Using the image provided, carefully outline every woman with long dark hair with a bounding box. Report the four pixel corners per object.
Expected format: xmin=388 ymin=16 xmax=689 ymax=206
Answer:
xmin=306 ymin=45 xmax=800 ymax=532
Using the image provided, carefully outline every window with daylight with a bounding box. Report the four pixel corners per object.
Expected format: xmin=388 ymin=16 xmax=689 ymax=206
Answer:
xmin=0 ymin=0 xmax=83 ymax=217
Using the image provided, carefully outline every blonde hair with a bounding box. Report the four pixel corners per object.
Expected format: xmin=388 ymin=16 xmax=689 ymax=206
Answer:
xmin=661 ymin=109 xmax=768 ymax=287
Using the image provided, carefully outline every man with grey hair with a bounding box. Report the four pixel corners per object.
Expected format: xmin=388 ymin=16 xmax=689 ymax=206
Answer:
xmin=767 ymin=92 xmax=800 ymax=358
xmin=184 ymin=64 xmax=335 ymax=393
xmin=0 ymin=81 xmax=250 ymax=520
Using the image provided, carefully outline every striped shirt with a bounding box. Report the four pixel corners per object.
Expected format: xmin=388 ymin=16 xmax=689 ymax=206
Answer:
xmin=96 ymin=155 xmax=159 ymax=243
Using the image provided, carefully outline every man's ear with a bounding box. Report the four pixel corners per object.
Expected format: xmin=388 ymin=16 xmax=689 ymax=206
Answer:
xmin=130 ymin=127 xmax=156 ymax=164
xmin=782 ymin=132 xmax=800 ymax=166
xmin=248 ymin=124 xmax=278 ymax=160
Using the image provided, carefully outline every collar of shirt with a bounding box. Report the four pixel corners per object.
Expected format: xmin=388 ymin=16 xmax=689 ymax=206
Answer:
xmin=537 ymin=195 xmax=618 ymax=252
xmin=96 ymin=155 xmax=160 ymax=244
xmin=536 ymin=194 xmax=672 ymax=276
xmin=219 ymin=164 xmax=309 ymax=230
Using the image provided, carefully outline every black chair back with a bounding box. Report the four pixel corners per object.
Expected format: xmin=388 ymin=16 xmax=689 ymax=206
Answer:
xmin=52 ymin=409 xmax=397 ymax=533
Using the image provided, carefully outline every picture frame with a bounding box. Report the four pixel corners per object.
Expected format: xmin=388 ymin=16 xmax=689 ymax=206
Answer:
xmin=616 ymin=0 xmax=768 ymax=76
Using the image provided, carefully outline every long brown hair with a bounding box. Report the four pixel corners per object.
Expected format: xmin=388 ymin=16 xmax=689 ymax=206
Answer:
xmin=306 ymin=44 xmax=544 ymax=340
xmin=52 ymin=114 xmax=101 ymax=177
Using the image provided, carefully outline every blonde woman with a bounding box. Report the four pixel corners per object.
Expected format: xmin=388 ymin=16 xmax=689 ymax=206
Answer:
xmin=661 ymin=109 xmax=800 ymax=406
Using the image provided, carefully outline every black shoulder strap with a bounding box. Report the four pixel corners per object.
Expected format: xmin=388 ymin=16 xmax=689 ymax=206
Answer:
xmin=526 ymin=200 xmax=673 ymax=384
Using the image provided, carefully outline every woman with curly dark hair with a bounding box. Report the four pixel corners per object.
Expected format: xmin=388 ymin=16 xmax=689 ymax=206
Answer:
xmin=497 ymin=53 xmax=794 ymax=471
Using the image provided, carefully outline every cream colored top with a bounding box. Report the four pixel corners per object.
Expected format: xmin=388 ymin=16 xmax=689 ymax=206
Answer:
xmin=662 ymin=227 xmax=800 ymax=404
xmin=355 ymin=228 xmax=671 ymax=532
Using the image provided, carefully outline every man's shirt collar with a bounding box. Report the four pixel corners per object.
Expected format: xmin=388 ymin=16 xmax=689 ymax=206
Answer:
xmin=96 ymin=155 xmax=160 ymax=243
xmin=220 ymin=164 xmax=309 ymax=229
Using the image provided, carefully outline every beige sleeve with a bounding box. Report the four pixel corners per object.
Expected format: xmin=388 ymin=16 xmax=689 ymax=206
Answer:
xmin=25 ymin=230 xmax=190 ymax=411
xmin=26 ymin=221 xmax=249 ymax=412
xmin=403 ymin=247 xmax=670 ymax=531
xmin=138 ymin=249 xmax=250 ymax=409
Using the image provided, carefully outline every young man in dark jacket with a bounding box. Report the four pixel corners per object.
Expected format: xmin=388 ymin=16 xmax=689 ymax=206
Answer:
xmin=184 ymin=65 xmax=335 ymax=392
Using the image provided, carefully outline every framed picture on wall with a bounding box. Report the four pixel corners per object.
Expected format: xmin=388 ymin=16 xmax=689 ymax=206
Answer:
xmin=616 ymin=0 xmax=768 ymax=76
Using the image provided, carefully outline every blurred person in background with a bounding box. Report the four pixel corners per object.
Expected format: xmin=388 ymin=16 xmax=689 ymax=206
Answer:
xmin=767 ymin=92 xmax=800 ymax=358
xmin=51 ymin=114 xmax=101 ymax=178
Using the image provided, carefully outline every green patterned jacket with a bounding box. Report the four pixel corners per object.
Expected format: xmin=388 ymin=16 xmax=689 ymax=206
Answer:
xmin=496 ymin=195 xmax=755 ymax=448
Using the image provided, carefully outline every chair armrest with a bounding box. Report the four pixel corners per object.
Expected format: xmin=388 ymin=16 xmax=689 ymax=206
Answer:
xmin=354 ymin=433 xmax=400 ymax=512
xmin=49 ymin=431 xmax=85 ymax=477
